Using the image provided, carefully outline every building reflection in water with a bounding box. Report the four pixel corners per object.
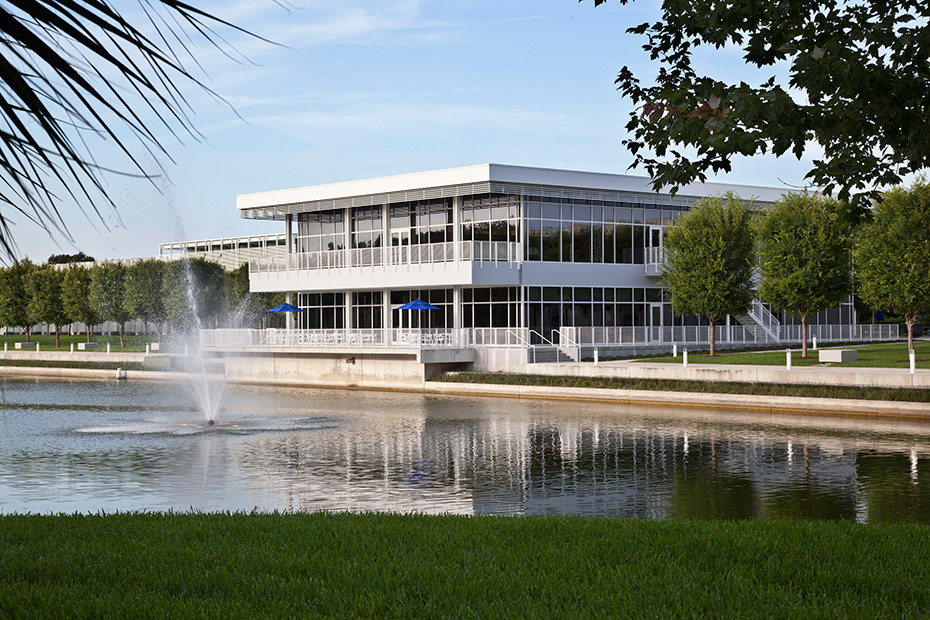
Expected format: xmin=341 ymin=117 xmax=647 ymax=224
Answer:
xmin=222 ymin=391 xmax=930 ymax=522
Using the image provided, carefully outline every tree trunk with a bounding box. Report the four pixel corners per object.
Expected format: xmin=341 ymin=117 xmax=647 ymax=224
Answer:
xmin=86 ymin=324 xmax=92 ymax=343
xmin=801 ymin=315 xmax=808 ymax=358
xmin=709 ymin=316 xmax=716 ymax=356
xmin=907 ymin=316 xmax=914 ymax=353
xmin=119 ymin=322 xmax=125 ymax=349
xmin=157 ymin=322 xmax=162 ymax=346
xmin=54 ymin=323 xmax=60 ymax=348
xmin=25 ymin=326 xmax=30 ymax=342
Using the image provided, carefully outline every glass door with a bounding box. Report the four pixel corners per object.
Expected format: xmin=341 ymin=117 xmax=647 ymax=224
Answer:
xmin=649 ymin=303 xmax=664 ymax=342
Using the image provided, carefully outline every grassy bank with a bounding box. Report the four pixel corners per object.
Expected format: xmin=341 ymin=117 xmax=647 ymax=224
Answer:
xmin=0 ymin=513 xmax=927 ymax=618
xmin=0 ymin=359 xmax=149 ymax=371
xmin=641 ymin=340 xmax=930 ymax=369
xmin=0 ymin=333 xmax=158 ymax=353
xmin=437 ymin=371 xmax=930 ymax=403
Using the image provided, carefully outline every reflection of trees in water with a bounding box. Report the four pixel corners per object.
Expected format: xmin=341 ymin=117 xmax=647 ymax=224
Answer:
xmin=226 ymin=410 xmax=930 ymax=521
xmin=856 ymin=453 xmax=930 ymax=524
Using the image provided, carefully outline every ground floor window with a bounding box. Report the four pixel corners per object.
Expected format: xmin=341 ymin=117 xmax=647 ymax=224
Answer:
xmin=297 ymin=292 xmax=345 ymax=329
xmin=352 ymin=291 xmax=382 ymax=329
xmin=462 ymin=287 xmax=520 ymax=329
xmin=389 ymin=289 xmax=452 ymax=328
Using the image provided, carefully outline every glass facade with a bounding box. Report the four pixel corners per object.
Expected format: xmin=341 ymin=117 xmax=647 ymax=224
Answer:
xmin=284 ymin=189 xmax=854 ymax=340
xmin=389 ymin=199 xmax=452 ymax=246
xmin=524 ymin=196 xmax=680 ymax=263
xmin=296 ymin=292 xmax=345 ymax=329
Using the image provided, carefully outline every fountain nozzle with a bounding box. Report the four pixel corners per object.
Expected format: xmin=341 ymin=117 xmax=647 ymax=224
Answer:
xmin=207 ymin=419 xmax=215 ymax=426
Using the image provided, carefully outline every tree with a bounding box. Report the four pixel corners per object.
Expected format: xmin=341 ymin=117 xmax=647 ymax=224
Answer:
xmin=758 ymin=193 xmax=853 ymax=358
xmin=163 ymin=258 xmax=228 ymax=332
xmin=663 ymin=193 xmax=754 ymax=355
xmin=48 ymin=252 xmax=95 ymax=265
xmin=62 ymin=265 xmax=98 ymax=342
xmin=27 ymin=265 xmax=70 ymax=348
xmin=589 ymin=0 xmax=930 ymax=204
xmin=854 ymin=180 xmax=930 ymax=352
xmin=0 ymin=259 xmax=37 ymax=341
xmin=0 ymin=2 xmax=258 ymax=258
xmin=125 ymin=260 xmax=168 ymax=341
xmin=228 ymin=264 xmax=284 ymax=328
xmin=89 ymin=262 xmax=130 ymax=348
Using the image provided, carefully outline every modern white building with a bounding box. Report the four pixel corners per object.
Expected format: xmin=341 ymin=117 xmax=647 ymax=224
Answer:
xmin=203 ymin=164 xmax=894 ymax=370
xmin=158 ymin=233 xmax=287 ymax=270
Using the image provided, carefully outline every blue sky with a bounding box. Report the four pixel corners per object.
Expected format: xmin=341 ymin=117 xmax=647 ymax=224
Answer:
xmin=18 ymin=0 xmax=815 ymax=261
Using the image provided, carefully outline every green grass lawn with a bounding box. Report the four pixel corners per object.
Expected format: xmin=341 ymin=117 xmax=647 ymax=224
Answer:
xmin=0 ymin=333 xmax=162 ymax=353
xmin=0 ymin=513 xmax=927 ymax=619
xmin=641 ymin=339 xmax=930 ymax=369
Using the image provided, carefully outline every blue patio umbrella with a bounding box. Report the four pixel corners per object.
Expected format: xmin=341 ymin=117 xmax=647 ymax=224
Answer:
xmin=266 ymin=303 xmax=305 ymax=313
xmin=395 ymin=299 xmax=439 ymax=311
xmin=393 ymin=298 xmax=439 ymax=328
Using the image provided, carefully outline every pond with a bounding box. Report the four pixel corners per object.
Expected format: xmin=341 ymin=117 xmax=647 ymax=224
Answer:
xmin=1 ymin=377 xmax=929 ymax=522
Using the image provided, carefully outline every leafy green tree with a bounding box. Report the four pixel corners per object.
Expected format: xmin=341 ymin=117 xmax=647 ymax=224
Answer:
xmin=854 ymin=180 xmax=930 ymax=352
xmin=663 ymin=193 xmax=754 ymax=356
xmin=90 ymin=262 xmax=130 ymax=348
xmin=758 ymin=193 xmax=853 ymax=358
xmin=27 ymin=265 xmax=70 ymax=347
xmin=62 ymin=265 xmax=99 ymax=342
xmin=589 ymin=0 xmax=930 ymax=204
xmin=125 ymin=260 xmax=168 ymax=341
xmin=228 ymin=264 xmax=285 ymax=328
xmin=0 ymin=259 xmax=37 ymax=341
xmin=163 ymin=258 xmax=229 ymax=332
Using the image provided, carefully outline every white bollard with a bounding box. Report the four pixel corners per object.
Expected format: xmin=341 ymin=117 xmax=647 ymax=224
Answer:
xmin=107 ymin=343 xmax=110 ymax=355
xmin=683 ymin=348 xmax=688 ymax=368
xmin=70 ymin=343 xmax=74 ymax=355
xmin=184 ymin=345 xmax=188 ymax=356
xmin=36 ymin=342 xmax=39 ymax=354
xmin=910 ymin=349 xmax=916 ymax=375
xmin=3 ymin=342 xmax=6 ymax=352
xmin=787 ymin=348 xmax=792 ymax=370
xmin=594 ymin=349 xmax=599 ymax=365
xmin=673 ymin=343 xmax=678 ymax=358
xmin=145 ymin=344 xmax=150 ymax=356
xmin=812 ymin=337 xmax=817 ymax=350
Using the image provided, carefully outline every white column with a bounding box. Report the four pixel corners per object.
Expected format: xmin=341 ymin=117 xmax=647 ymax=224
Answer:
xmin=452 ymin=195 xmax=462 ymax=262
xmin=453 ymin=286 xmax=462 ymax=329
xmin=345 ymin=292 xmax=353 ymax=330
xmin=382 ymin=289 xmax=392 ymax=331
xmin=286 ymin=292 xmax=294 ymax=330
xmin=382 ymin=203 xmax=391 ymax=266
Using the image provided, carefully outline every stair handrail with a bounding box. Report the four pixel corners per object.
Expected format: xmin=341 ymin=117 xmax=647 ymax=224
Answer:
xmin=748 ymin=298 xmax=781 ymax=340
xmin=550 ymin=328 xmax=581 ymax=362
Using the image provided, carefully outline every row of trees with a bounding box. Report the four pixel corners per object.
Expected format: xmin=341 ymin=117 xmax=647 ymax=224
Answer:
xmin=0 ymin=258 xmax=282 ymax=348
xmin=664 ymin=179 xmax=930 ymax=356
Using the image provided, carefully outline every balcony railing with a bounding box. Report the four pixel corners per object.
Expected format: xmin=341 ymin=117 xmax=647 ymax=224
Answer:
xmin=250 ymin=241 xmax=522 ymax=274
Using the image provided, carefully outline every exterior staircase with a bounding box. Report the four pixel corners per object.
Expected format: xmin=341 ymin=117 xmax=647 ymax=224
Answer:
xmin=735 ymin=298 xmax=781 ymax=343
xmin=528 ymin=346 xmax=576 ymax=364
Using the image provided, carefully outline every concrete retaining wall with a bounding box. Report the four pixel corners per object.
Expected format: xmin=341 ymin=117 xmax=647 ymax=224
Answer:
xmin=520 ymin=361 xmax=930 ymax=389
xmin=223 ymin=351 xmax=433 ymax=388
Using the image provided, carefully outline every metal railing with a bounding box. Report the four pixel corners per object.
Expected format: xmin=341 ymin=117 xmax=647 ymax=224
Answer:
xmin=644 ymin=247 xmax=665 ymax=276
xmin=748 ymin=298 xmax=781 ymax=340
xmin=250 ymin=241 xmax=522 ymax=275
xmin=201 ymin=323 xmax=901 ymax=352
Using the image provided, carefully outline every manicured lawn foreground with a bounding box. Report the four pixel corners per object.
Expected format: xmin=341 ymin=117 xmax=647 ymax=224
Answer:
xmin=1 ymin=513 xmax=928 ymax=618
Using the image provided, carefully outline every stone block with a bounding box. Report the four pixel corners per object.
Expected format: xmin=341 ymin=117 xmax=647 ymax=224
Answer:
xmin=77 ymin=342 xmax=99 ymax=350
xmin=818 ymin=349 xmax=857 ymax=363
xmin=14 ymin=342 xmax=36 ymax=349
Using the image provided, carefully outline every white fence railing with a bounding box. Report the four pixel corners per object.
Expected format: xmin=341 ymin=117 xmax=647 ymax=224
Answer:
xmin=202 ymin=323 xmax=900 ymax=351
xmin=250 ymin=241 xmax=522 ymax=275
